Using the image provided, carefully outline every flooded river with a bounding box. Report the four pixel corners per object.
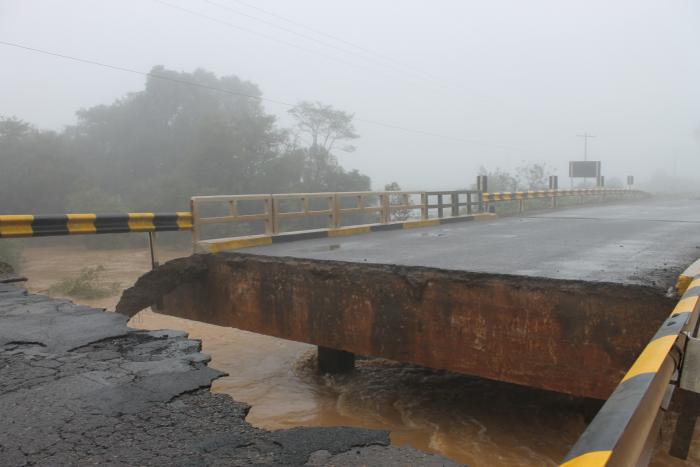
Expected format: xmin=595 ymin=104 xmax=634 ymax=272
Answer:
xmin=20 ymin=245 xmax=699 ymax=466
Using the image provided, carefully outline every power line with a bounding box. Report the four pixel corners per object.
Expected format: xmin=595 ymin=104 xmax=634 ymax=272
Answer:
xmin=0 ymin=40 xmax=293 ymax=105
xmin=151 ymin=0 xmax=403 ymax=81
xmin=195 ymin=0 xmax=447 ymax=86
xmin=155 ymin=0 xmax=478 ymax=99
xmin=0 ymin=39 xmax=520 ymax=151
xmin=226 ymin=0 xmax=447 ymax=83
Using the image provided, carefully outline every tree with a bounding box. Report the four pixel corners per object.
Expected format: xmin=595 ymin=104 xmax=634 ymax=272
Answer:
xmin=288 ymin=101 xmax=367 ymax=192
xmin=515 ymin=162 xmax=550 ymax=190
xmin=476 ymin=166 xmax=518 ymax=192
xmin=288 ymin=101 xmax=358 ymax=153
xmin=384 ymin=182 xmax=412 ymax=221
xmin=0 ymin=117 xmax=79 ymax=214
xmin=0 ymin=67 xmax=372 ymax=236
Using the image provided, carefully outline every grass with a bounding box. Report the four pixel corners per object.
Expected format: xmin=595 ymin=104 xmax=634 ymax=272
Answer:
xmin=48 ymin=265 xmax=121 ymax=300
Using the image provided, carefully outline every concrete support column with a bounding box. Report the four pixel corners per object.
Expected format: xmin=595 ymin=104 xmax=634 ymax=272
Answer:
xmin=317 ymin=346 xmax=355 ymax=373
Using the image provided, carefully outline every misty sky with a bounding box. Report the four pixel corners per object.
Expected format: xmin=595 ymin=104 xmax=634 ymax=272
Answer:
xmin=1 ymin=0 xmax=699 ymax=190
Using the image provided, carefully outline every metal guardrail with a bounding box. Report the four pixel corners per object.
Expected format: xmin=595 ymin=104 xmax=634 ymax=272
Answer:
xmin=0 ymin=212 xmax=192 ymax=238
xmin=561 ymin=268 xmax=700 ymax=466
xmin=0 ymin=212 xmax=193 ymax=269
xmin=481 ymin=188 xmax=645 ymax=214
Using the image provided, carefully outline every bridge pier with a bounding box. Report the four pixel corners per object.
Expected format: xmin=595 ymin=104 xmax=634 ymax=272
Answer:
xmin=317 ymin=346 xmax=355 ymax=373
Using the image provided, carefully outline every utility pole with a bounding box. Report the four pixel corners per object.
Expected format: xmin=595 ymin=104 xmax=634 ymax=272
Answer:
xmin=577 ymin=133 xmax=596 ymax=161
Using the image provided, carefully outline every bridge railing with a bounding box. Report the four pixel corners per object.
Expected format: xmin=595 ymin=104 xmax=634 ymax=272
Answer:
xmin=560 ymin=264 xmax=700 ymax=467
xmin=190 ymin=190 xmax=482 ymax=246
xmin=482 ymin=187 xmax=645 ymax=214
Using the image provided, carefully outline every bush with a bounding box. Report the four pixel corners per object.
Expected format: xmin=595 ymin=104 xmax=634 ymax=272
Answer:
xmin=48 ymin=265 xmax=120 ymax=299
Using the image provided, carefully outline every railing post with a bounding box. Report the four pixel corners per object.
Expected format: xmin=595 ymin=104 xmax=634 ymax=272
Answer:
xmin=549 ymin=175 xmax=558 ymax=208
xmin=147 ymin=231 xmax=158 ymax=269
xmin=420 ymin=192 xmax=428 ymax=220
xmin=380 ymin=192 xmax=390 ymax=223
xmin=518 ymin=198 xmax=524 ymax=214
xmin=190 ymin=198 xmax=198 ymax=252
xmin=266 ymin=195 xmax=275 ymax=234
xmin=272 ymin=196 xmax=281 ymax=234
xmin=331 ymin=194 xmax=340 ymax=228
xmin=437 ymin=193 xmax=443 ymax=218
xmin=477 ymin=175 xmax=488 ymax=213
xmin=452 ymin=192 xmax=459 ymax=217
xmin=466 ymin=192 xmax=473 ymax=215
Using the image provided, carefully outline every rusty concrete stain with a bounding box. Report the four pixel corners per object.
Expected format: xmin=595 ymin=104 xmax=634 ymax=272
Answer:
xmin=118 ymin=252 xmax=675 ymax=400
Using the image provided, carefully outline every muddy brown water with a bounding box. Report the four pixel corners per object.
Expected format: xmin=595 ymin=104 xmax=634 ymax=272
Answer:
xmin=20 ymin=246 xmax=700 ymax=466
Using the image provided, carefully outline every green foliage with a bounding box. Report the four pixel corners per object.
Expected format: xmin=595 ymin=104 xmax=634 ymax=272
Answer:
xmin=0 ymin=66 xmax=371 ymax=227
xmin=48 ymin=265 xmax=120 ymax=300
xmin=0 ymin=117 xmax=79 ymax=214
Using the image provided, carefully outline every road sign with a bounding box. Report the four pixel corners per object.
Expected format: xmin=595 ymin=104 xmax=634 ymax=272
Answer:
xmin=569 ymin=161 xmax=601 ymax=178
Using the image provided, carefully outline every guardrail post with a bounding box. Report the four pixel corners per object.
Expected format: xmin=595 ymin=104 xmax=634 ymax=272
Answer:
xmin=549 ymin=176 xmax=558 ymax=208
xmin=190 ymin=198 xmax=198 ymax=252
xmin=518 ymin=198 xmax=524 ymax=214
xmin=451 ymin=192 xmax=459 ymax=217
xmin=437 ymin=193 xmax=444 ymax=218
xmin=420 ymin=192 xmax=428 ymax=220
xmin=266 ymin=196 xmax=275 ymax=234
xmin=380 ymin=192 xmax=390 ymax=223
xmin=467 ymin=192 xmax=473 ymax=215
xmin=272 ymin=197 xmax=281 ymax=234
xmin=477 ymin=175 xmax=488 ymax=213
xmin=147 ymin=232 xmax=158 ymax=269
xmin=331 ymin=194 xmax=340 ymax=228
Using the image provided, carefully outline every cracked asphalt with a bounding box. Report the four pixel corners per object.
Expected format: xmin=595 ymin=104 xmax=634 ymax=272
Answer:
xmin=0 ymin=282 xmax=459 ymax=466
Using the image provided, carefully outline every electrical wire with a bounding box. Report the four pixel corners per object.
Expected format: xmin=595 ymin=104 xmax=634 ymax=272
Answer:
xmin=0 ymin=39 xmax=520 ymax=151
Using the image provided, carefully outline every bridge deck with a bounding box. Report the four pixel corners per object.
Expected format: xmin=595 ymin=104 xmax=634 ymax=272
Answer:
xmin=241 ymin=198 xmax=700 ymax=288
xmin=127 ymin=197 xmax=700 ymax=399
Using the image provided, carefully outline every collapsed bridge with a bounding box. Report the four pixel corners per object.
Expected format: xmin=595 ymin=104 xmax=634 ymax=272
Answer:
xmin=5 ymin=185 xmax=699 ymax=465
xmin=118 ymin=195 xmax=696 ymax=401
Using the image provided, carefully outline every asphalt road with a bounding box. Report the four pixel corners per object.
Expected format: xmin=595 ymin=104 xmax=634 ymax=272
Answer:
xmin=0 ymin=282 xmax=459 ymax=466
xmin=242 ymin=197 xmax=700 ymax=289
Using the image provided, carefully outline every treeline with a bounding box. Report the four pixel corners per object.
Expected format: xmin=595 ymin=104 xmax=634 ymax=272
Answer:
xmin=0 ymin=66 xmax=370 ymax=215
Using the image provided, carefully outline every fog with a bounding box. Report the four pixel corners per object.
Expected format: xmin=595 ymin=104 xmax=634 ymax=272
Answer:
xmin=1 ymin=0 xmax=699 ymax=190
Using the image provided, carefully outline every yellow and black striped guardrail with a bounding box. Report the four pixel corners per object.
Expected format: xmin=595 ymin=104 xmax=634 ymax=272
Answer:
xmin=561 ymin=264 xmax=700 ymax=466
xmin=482 ymin=188 xmax=635 ymax=203
xmin=0 ymin=212 xmax=193 ymax=238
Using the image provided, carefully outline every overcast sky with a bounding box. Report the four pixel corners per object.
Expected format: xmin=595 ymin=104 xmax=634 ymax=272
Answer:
xmin=1 ymin=0 xmax=699 ymax=189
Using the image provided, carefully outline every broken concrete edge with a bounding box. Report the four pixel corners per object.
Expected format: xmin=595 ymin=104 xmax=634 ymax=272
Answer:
xmin=676 ymin=258 xmax=700 ymax=295
xmin=146 ymin=252 xmax=683 ymax=398
xmin=194 ymin=213 xmax=497 ymax=254
xmin=1 ymin=282 xmax=462 ymax=466
xmin=117 ymin=250 xmax=680 ymax=320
